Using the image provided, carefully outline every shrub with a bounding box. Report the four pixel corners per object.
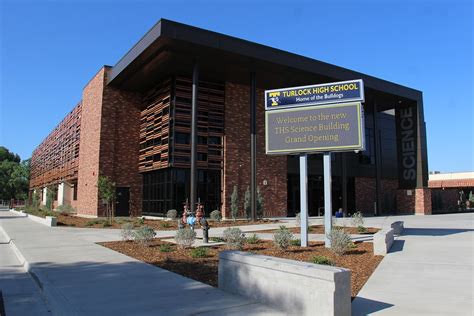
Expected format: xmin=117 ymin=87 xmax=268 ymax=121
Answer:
xmin=160 ymin=221 xmax=171 ymax=228
xmin=244 ymin=186 xmax=251 ymax=219
xmin=166 ymin=209 xmax=178 ymax=220
xmin=230 ymin=185 xmax=239 ymax=221
xmin=121 ymin=223 xmax=134 ymax=241
xmin=135 ymin=217 xmax=145 ymax=226
xmin=256 ymin=187 xmax=264 ymax=219
xmin=357 ymin=225 xmax=368 ymax=234
xmin=246 ymin=233 xmax=260 ymax=244
xmin=351 ymin=211 xmax=364 ymax=227
xmin=190 ymin=247 xmax=208 ymax=258
xmin=175 ymin=227 xmax=196 ymax=249
xmin=159 ymin=243 xmax=173 ymax=252
xmin=222 ymin=227 xmax=246 ymax=250
xmin=210 ymin=210 xmax=221 ymax=222
xmin=290 ymin=238 xmax=301 ymax=246
xmin=273 ymin=226 xmax=294 ymax=250
xmin=310 ymin=255 xmax=333 ymax=266
xmin=327 ymin=228 xmax=352 ymax=255
xmin=209 ymin=236 xmax=225 ymax=242
xmin=56 ymin=204 xmax=76 ymax=214
xmin=102 ymin=222 xmax=112 ymax=228
xmin=133 ymin=226 xmax=156 ymax=246
xmin=85 ymin=219 xmax=101 ymax=227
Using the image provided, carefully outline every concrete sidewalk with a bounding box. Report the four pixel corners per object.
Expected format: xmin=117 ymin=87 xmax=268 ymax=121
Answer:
xmin=352 ymin=213 xmax=474 ymax=315
xmin=0 ymin=211 xmax=283 ymax=315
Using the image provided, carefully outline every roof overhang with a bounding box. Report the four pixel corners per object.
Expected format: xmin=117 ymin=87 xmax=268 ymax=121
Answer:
xmin=107 ymin=19 xmax=422 ymax=105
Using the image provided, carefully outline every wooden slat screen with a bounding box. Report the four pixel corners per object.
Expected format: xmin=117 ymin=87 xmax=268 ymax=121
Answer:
xmin=30 ymin=102 xmax=82 ymax=188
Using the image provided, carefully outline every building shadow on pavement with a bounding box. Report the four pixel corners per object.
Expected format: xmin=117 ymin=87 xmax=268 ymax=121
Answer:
xmin=402 ymin=228 xmax=474 ymax=236
xmin=352 ymin=296 xmax=394 ymax=315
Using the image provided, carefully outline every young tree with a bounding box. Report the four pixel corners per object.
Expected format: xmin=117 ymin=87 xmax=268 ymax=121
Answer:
xmin=97 ymin=176 xmax=116 ymax=224
xmin=244 ymin=186 xmax=251 ymax=219
xmin=230 ymin=185 xmax=239 ymax=221
xmin=256 ymin=186 xmax=264 ymax=219
xmin=45 ymin=185 xmax=57 ymax=211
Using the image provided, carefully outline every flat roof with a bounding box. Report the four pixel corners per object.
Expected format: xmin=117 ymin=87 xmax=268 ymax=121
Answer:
xmin=108 ymin=19 xmax=422 ymax=101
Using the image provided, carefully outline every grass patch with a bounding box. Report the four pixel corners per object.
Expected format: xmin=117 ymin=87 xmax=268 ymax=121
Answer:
xmin=310 ymin=255 xmax=333 ymax=266
xmin=159 ymin=243 xmax=173 ymax=253
xmin=246 ymin=233 xmax=260 ymax=244
xmin=190 ymin=247 xmax=208 ymax=258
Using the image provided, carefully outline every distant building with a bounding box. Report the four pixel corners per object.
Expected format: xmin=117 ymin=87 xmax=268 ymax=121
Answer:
xmin=29 ymin=19 xmax=431 ymax=218
xmin=429 ymin=172 xmax=474 ymax=212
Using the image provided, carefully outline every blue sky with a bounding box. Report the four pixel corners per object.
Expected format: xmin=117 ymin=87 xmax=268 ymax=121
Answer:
xmin=0 ymin=0 xmax=472 ymax=172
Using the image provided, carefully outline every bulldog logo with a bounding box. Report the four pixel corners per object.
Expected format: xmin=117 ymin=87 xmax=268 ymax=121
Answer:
xmin=269 ymin=92 xmax=281 ymax=106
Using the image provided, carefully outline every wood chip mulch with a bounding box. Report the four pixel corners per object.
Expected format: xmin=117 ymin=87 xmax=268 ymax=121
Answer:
xmin=99 ymin=239 xmax=383 ymax=299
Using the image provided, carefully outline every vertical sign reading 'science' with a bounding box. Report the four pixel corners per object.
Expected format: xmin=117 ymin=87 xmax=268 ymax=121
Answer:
xmin=396 ymin=104 xmax=418 ymax=189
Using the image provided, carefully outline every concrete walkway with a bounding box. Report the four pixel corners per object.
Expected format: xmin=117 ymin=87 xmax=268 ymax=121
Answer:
xmin=0 ymin=211 xmax=283 ymax=315
xmin=352 ymin=213 xmax=474 ymax=315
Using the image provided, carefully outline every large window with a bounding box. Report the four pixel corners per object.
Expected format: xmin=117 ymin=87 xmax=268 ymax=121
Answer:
xmin=142 ymin=168 xmax=221 ymax=216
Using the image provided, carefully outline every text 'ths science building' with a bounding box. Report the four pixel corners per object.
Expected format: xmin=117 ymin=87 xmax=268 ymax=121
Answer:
xmin=29 ymin=19 xmax=431 ymax=218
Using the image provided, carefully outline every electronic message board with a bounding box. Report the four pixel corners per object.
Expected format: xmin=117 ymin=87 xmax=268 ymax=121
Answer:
xmin=265 ymin=102 xmax=365 ymax=154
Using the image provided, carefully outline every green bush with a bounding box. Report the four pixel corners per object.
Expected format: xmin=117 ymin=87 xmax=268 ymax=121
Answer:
xmin=160 ymin=221 xmax=171 ymax=228
xmin=222 ymin=227 xmax=246 ymax=250
xmin=230 ymin=185 xmax=239 ymax=220
xmin=159 ymin=243 xmax=173 ymax=252
xmin=327 ymin=228 xmax=352 ymax=256
xmin=135 ymin=217 xmax=145 ymax=226
xmin=310 ymin=255 xmax=333 ymax=266
xmin=56 ymin=204 xmax=76 ymax=214
xmin=246 ymin=233 xmax=260 ymax=244
xmin=290 ymin=238 xmax=301 ymax=246
xmin=166 ymin=209 xmax=178 ymax=219
xmin=210 ymin=210 xmax=221 ymax=222
xmin=357 ymin=225 xmax=368 ymax=233
xmin=190 ymin=247 xmax=208 ymax=258
xmin=133 ymin=226 xmax=156 ymax=246
xmin=121 ymin=223 xmax=134 ymax=241
xmin=175 ymin=227 xmax=196 ymax=249
xmin=209 ymin=236 xmax=225 ymax=242
xmin=273 ymin=226 xmax=294 ymax=250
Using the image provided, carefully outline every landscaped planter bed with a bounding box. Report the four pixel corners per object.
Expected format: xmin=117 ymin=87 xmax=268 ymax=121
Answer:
xmin=99 ymin=239 xmax=382 ymax=298
xmin=21 ymin=209 xmax=278 ymax=230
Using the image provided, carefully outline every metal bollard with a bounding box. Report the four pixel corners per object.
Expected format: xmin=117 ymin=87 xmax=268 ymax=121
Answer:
xmin=201 ymin=218 xmax=209 ymax=244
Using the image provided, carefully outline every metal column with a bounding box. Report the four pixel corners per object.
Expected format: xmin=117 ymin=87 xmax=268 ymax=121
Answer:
xmin=299 ymin=154 xmax=308 ymax=247
xmin=250 ymin=72 xmax=257 ymax=221
xmin=373 ymin=101 xmax=382 ymax=216
xmin=324 ymin=152 xmax=332 ymax=248
xmin=190 ymin=63 xmax=199 ymax=213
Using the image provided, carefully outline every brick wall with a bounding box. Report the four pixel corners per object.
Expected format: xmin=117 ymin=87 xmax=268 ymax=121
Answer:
xmin=76 ymin=68 xmax=106 ymax=216
xmin=223 ymin=82 xmax=287 ymax=218
xmin=431 ymin=188 xmax=459 ymax=211
xmin=76 ymin=66 xmax=142 ymax=217
xmin=101 ymin=82 xmax=142 ymax=216
xmin=396 ymin=188 xmax=432 ymax=215
xmin=355 ymin=177 xmax=375 ymax=215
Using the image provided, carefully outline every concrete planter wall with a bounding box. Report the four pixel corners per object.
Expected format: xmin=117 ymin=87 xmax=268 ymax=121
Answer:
xmin=219 ymin=251 xmax=351 ymax=316
xmin=9 ymin=209 xmax=57 ymax=227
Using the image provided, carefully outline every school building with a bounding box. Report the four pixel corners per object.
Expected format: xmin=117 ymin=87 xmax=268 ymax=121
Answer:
xmin=29 ymin=19 xmax=432 ymax=218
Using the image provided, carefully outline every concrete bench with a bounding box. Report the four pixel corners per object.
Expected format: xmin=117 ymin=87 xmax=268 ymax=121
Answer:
xmin=219 ymin=251 xmax=351 ymax=316
xmin=390 ymin=221 xmax=404 ymax=235
xmin=373 ymin=228 xmax=395 ymax=256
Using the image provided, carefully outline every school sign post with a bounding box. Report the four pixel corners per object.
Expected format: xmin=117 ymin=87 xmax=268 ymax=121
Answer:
xmin=265 ymin=79 xmax=365 ymax=247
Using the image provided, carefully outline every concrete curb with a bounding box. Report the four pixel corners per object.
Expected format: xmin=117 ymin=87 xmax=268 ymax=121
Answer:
xmin=9 ymin=209 xmax=57 ymax=227
xmin=0 ymin=224 xmax=79 ymax=315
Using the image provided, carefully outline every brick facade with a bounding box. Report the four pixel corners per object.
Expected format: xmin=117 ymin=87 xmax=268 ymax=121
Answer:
xmin=76 ymin=67 xmax=142 ymax=217
xmin=223 ymin=82 xmax=287 ymax=218
xmin=355 ymin=177 xmax=375 ymax=214
xmin=396 ymin=188 xmax=432 ymax=215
